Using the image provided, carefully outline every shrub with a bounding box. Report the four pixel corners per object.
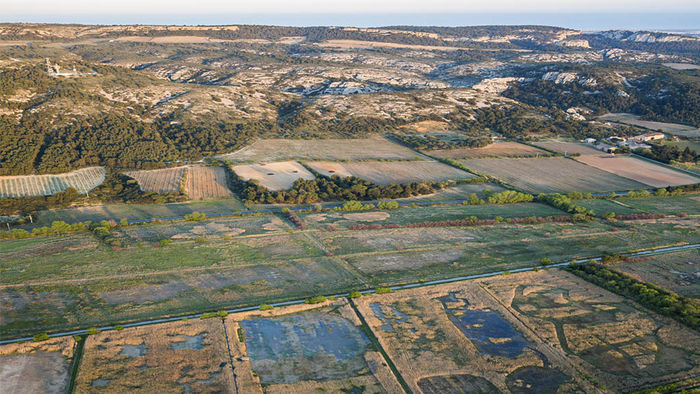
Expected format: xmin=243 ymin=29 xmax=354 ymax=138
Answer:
xmin=259 ymin=304 xmax=274 ymax=311
xmin=184 ymin=212 xmax=206 ymax=222
xmin=348 ymin=291 xmax=363 ymax=299
xmin=216 ymin=310 xmax=228 ymax=317
xmin=377 ymin=200 xmax=399 ymax=210
xmin=237 ymin=327 xmax=245 ymax=342
xmin=158 ymin=239 xmax=173 ymax=247
xmin=32 ymin=333 xmax=49 ymax=342
xmin=540 ymin=257 xmax=552 ymax=265
xmin=374 ymin=287 xmax=392 ymax=294
xmin=86 ymin=327 xmax=100 ymax=335
xmin=305 ymin=295 xmax=327 ymax=304
xmin=114 ymin=325 xmax=124 ymax=331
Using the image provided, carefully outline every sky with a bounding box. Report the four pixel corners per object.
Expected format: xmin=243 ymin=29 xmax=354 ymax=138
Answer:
xmin=4 ymin=0 xmax=700 ymax=30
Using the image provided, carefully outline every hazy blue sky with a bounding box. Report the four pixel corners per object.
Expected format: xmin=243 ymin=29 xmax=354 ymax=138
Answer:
xmin=4 ymin=0 xmax=700 ymax=29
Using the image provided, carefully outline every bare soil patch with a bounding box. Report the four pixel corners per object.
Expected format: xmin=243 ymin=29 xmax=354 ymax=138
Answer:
xmin=461 ymin=157 xmax=645 ymax=193
xmin=306 ymin=160 xmax=474 ymax=185
xmin=575 ymin=155 xmax=700 ymax=188
xmin=0 ymin=337 xmax=74 ymax=394
xmin=427 ymin=141 xmax=549 ymax=159
xmin=183 ymin=166 xmax=233 ymax=199
xmin=218 ymin=136 xmax=420 ymax=162
xmin=534 ymin=141 xmax=602 ymax=156
xmin=231 ymin=161 xmax=315 ymax=191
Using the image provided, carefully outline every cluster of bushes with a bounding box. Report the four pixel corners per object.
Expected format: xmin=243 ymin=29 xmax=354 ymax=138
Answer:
xmin=388 ymin=133 xmax=491 ymax=151
xmin=486 ymin=190 xmax=534 ymax=204
xmin=537 ymin=193 xmax=595 ymax=221
xmin=283 ymin=209 xmax=304 ymax=229
xmin=0 ymin=219 xmax=123 ymax=246
xmin=234 ymin=173 xmax=448 ymax=205
xmin=636 ymin=144 xmax=698 ymax=164
xmin=184 ymin=212 xmax=206 ymax=222
xmin=347 ymin=215 xmax=571 ymax=230
xmin=567 ymin=262 xmax=699 ymax=330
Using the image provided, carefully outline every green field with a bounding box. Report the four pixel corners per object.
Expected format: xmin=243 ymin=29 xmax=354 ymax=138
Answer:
xmin=299 ymin=202 xmax=566 ymax=229
xmin=32 ymin=198 xmax=246 ymax=226
xmin=575 ymin=199 xmax=645 ymax=217
xmin=619 ymin=195 xmax=700 ymax=215
xmin=1 ymin=202 xmax=698 ymax=340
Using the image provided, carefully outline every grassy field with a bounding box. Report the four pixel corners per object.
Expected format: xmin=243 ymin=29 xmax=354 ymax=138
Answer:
xmin=32 ymin=198 xmax=246 ymax=226
xmin=1 ymin=205 xmax=698 ymax=339
xmin=218 ymin=137 xmax=421 ymax=162
xmin=299 ymin=202 xmax=565 ymax=229
xmin=306 ymin=160 xmax=474 ymax=185
xmin=619 ymin=195 xmax=700 ymax=215
xmin=426 ymin=141 xmax=550 ymax=159
xmin=74 ymin=318 xmax=235 ymax=393
xmin=480 ymin=269 xmax=700 ymax=391
xmin=599 ymin=113 xmax=700 ymax=138
xmin=354 ymin=280 xmax=584 ymax=393
xmin=576 ymin=155 xmax=700 ymax=188
xmin=575 ymin=198 xmax=645 ymax=216
xmin=460 ymin=157 xmax=646 ymax=193
xmin=612 ymin=249 xmax=700 ymax=298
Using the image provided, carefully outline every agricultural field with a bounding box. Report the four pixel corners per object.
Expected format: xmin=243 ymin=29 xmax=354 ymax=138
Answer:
xmin=332 ymin=218 xmax=700 ymax=284
xmin=231 ymin=161 xmax=315 ymax=191
xmin=534 ymin=140 xmax=603 ymax=156
xmin=227 ymin=300 xmax=403 ymax=393
xmin=182 ymin=166 xmax=234 ymax=199
xmin=426 ymin=141 xmax=550 ymax=159
xmin=461 ymin=157 xmax=646 ymax=193
xmin=599 ymin=113 xmax=700 ymax=138
xmin=1 ymin=212 xmax=698 ymax=339
xmin=575 ymin=155 xmax=700 ymax=188
xmin=354 ymin=280 xmax=585 ymax=393
xmin=218 ymin=137 xmax=422 ymax=162
xmin=575 ymin=198 xmax=645 ymax=217
xmin=0 ymin=336 xmax=75 ymax=394
xmin=611 ymin=249 xmax=700 ymax=298
xmin=306 ymin=160 xmax=474 ymax=185
xmin=0 ymin=166 xmax=106 ymax=198
xmin=31 ymin=198 xmax=246 ymax=226
xmin=392 ymin=183 xmax=507 ymax=202
xmin=299 ymin=202 xmax=565 ymax=229
xmin=74 ymin=318 xmax=235 ymax=393
xmin=479 ymin=269 xmax=700 ymax=391
xmin=124 ymin=166 xmax=186 ymax=194
xmin=618 ymin=194 xmax=700 ymax=215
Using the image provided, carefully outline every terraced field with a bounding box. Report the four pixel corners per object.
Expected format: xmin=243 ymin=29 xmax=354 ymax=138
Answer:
xmin=183 ymin=166 xmax=233 ymax=199
xmin=0 ymin=167 xmax=106 ymax=197
xmin=306 ymin=160 xmax=474 ymax=185
xmin=461 ymin=157 xmax=646 ymax=193
xmin=124 ymin=166 xmax=186 ymax=194
xmin=219 ymin=137 xmax=421 ymax=162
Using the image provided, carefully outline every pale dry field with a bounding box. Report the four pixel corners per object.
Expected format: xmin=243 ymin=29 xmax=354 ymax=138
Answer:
xmin=74 ymin=319 xmax=235 ymax=393
xmin=218 ymin=136 xmax=421 ymax=162
xmin=306 ymin=160 xmax=474 ymax=185
xmin=354 ymin=281 xmax=584 ymax=393
xmin=226 ymin=299 xmax=403 ymax=394
xmin=0 ymin=337 xmax=75 ymax=394
xmin=461 ymin=157 xmax=646 ymax=193
xmin=613 ymin=249 xmax=700 ymax=298
xmin=479 ymin=269 xmax=700 ymax=392
xmin=316 ymin=39 xmax=464 ymax=51
xmin=124 ymin=166 xmax=186 ymax=194
xmin=232 ymin=161 xmax=315 ymax=191
xmin=575 ymin=155 xmax=700 ymax=188
xmin=663 ymin=63 xmax=700 ymax=70
xmin=534 ymin=141 xmax=603 ymax=155
xmin=599 ymin=113 xmax=700 ymax=138
xmin=183 ymin=166 xmax=233 ymax=199
xmin=0 ymin=166 xmax=105 ymax=198
xmin=427 ymin=141 xmax=550 ymax=159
